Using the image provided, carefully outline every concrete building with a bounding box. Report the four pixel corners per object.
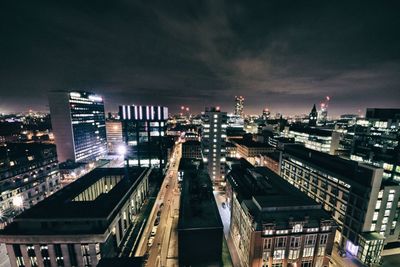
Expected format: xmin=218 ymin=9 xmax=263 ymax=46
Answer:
xmin=0 ymin=167 xmax=150 ymax=267
xmin=178 ymin=160 xmax=223 ymax=266
xmin=0 ymin=143 xmax=61 ymax=228
xmin=351 ymin=108 xmax=400 ymax=181
xmin=280 ymin=145 xmax=400 ymax=264
xmin=105 ymin=120 xmax=123 ymax=154
xmin=181 ymin=140 xmax=202 ymax=159
xmin=119 ymin=105 xmax=168 ymax=168
xmin=201 ymin=107 xmax=227 ymax=186
xmin=48 ymin=91 xmax=107 ymax=163
xmin=255 ymin=151 xmax=281 ymax=174
xmin=226 ymin=160 xmax=336 ymax=267
xmin=232 ymin=139 xmax=275 ymax=165
xmin=284 ymin=126 xmax=340 ymax=155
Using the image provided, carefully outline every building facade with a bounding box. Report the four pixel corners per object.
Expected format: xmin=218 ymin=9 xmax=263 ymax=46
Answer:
xmin=351 ymin=108 xmax=400 ymax=182
xmin=105 ymin=120 xmax=123 ymax=154
xmin=181 ymin=140 xmax=202 ymax=159
xmin=0 ymin=143 xmax=61 ymax=228
xmin=226 ymin=162 xmax=336 ymax=267
xmin=119 ymin=105 xmax=168 ymax=168
xmin=0 ymin=167 xmax=150 ymax=267
xmin=280 ymin=145 xmax=400 ymax=264
xmin=48 ymin=91 xmax=107 ymax=163
xmin=234 ymin=96 xmax=245 ymax=117
xmin=285 ymin=126 xmax=340 ymax=155
xmin=201 ymin=107 xmax=227 ymax=185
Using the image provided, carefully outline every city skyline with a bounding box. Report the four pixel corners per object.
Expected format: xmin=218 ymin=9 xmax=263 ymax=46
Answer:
xmin=1 ymin=1 xmax=400 ymax=115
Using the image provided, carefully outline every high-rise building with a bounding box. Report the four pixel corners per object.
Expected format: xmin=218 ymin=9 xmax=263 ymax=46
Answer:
xmin=0 ymin=143 xmax=61 ymax=227
xmin=48 ymin=91 xmax=107 ymax=163
xmin=201 ymin=107 xmax=227 ymax=185
xmin=234 ymin=96 xmax=245 ymax=117
xmin=105 ymin=120 xmax=123 ymax=154
xmin=119 ymin=105 xmax=168 ymax=168
xmin=351 ymin=108 xmax=400 ymax=181
xmin=318 ymin=96 xmax=330 ymax=125
xmin=262 ymin=108 xmax=271 ymax=120
xmin=0 ymin=167 xmax=150 ymax=267
xmin=280 ymin=145 xmax=400 ymax=265
xmin=308 ymin=104 xmax=318 ymax=126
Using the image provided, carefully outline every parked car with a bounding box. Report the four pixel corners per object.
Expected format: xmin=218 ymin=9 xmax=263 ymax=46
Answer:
xmin=147 ymin=236 xmax=155 ymax=247
xmin=151 ymin=226 xmax=158 ymax=236
xmin=222 ymin=202 xmax=226 ymax=209
xmin=154 ymin=218 xmax=160 ymax=226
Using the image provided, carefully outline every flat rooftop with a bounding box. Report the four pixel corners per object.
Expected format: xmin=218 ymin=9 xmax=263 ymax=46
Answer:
xmin=178 ymin=164 xmax=222 ymax=230
xmin=283 ymin=145 xmax=376 ymax=187
xmin=1 ymin=167 xmax=148 ymax=235
xmin=234 ymin=139 xmax=273 ymax=148
xmin=289 ymin=125 xmax=333 ymax=137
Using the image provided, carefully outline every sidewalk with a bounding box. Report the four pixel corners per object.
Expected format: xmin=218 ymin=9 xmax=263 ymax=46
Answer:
xmin=213 ymin=191 xmax=242 ymax=267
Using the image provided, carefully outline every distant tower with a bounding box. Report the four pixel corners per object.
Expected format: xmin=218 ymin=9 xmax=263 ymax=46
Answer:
xmin=262 ymin=108 xmax=271 ymax=120
xmin=309 ymin=104 xmax=318 ymax=126
xmin=234 ymin=96 xmax=245 ymax=117
xmin=318 ymin=96 xmax=330 ymax=125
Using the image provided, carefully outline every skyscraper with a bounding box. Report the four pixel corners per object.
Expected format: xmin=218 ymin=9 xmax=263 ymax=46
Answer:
xmin=119 ymin=105 xmax=168 ymax=168
xmin=48 ymin=91 xmax=107 ymax=163
xmin=201 ymin=107 xmax=227 ymax=185
xmin=308 ymin=104 xmax=318 ymax=126
xmin=262 ymin=108 xmax=271 ymax=120
xmin=234 ymin=96 xmax=244 ymax=117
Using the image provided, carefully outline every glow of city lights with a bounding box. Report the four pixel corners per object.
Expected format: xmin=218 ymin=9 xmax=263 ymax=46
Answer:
xmin=117 ymin=144 xmax=127 ymax=155
xmin=12 ymin=195 xmax=23 ymax=208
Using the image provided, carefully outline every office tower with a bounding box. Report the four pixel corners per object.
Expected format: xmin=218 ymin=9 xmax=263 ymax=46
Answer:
xmin=262 ymin=108 xmax=271 ymax=120
xmin=234 ymin=96 xmax=245 ymax=117
xmin=178 ymin=160 xmax=223 ymax=266
xmin=284 ymin=125 xmax=340 ymax=155
xmin=226 ymin=160 xmax=336 ymax=267
xmin=308 ymin=104 xmax=318 ymax=126
xmin=119 ymin=105 xmax=168 ymax=168
xmin=105 ymin=120 xmax=123 ymax=154
xmin=0 ymin=143 xmax=61 ymax=227
xmin=280 ymin=145 xmax=400 ymax=265
xmin=48 ymin=91 xmax=107 ymax=163
xmin=201 ymin=107 xmax=227 ymax=185
xmin=0 ymin=167 xmax=151 ymax=267
xmin=181 ymin=140 xmax=202 ymax=159
xmin=318 ymin=96 xmax=330 ymax=125
xmin=351 ymin=108 xmax=400 ymax=181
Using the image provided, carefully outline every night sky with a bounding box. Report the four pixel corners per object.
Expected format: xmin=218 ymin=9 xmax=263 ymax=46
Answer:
xmin=0 ymin=0 xmax=399 ymax=116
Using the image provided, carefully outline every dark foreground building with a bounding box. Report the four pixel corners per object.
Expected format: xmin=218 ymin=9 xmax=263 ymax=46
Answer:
xmin=178 ymin=160 xmax=223 ymax=266
xmin=0 ymin=167 xmax=150 ymax=267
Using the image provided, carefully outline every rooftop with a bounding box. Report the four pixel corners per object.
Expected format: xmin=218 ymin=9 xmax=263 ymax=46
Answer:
xmin=1 ymin=167 xmax=148 ymax=235
xmin=366 ymin=108 xmax=400 ymax=120
xmin=283 ymin=145 xmax=377 ymax=187
xmin=234 ymin=139 xmax=273 ymax=148
xmin=178 ymin=163 xmax=222 ymax=230
xmin=289 ymin=125 xmax=333 ymax=137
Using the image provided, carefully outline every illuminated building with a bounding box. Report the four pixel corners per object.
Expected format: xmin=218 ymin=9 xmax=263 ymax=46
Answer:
xmin=226 ymin=160 xmax=336 ymax=267
xmin=0 ymin=167 xmax=150 ymax=267
xmin=285 ymin=125 xmax=340 ymax=155
xmin=48 ymin=91 xmax=107 ymax=163
xmin=234 ymin=96 xmax=245 ymax=117
xmin=318 ymin=96 xmax=330 ymax=125
xmin=280 ymin=145 xmax=400 ymax=265
xmin=119 ymin=105 xmax=168 ymax=168
xmin=105 ymin=120 xmax=123 ymax=154
xmin=201 ymin=107 xmax=227 ymax=185
xmin=308 ymin=104 xmax=318 ymax=127
xmin=0 ymin=143 xmax=60 ymax=228
xmin=181 ymin=140 xmax=201 ymax=159
xmin=351 ymin=108 xmax=400 ymax=181
xmin=262 ymin=108 xmax=271 ymax=121
xmin=231 ymin=139 xmax=274 ymax=165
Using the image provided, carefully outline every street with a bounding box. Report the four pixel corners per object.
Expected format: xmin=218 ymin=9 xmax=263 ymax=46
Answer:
xmin=135 ymin=143 xmax=182 ymax=267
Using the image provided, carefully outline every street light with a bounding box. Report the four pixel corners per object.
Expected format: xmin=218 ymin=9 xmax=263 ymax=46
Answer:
xmin=117 ymin=144 xmax=129 ymax=178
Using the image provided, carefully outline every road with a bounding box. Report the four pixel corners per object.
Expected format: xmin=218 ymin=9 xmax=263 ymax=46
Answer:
xmin=135 ymin=143 xmax=181 ymax=267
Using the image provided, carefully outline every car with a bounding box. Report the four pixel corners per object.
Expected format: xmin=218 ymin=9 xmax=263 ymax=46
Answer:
xmin=157 ymin=210 xmax=162 ymax=217
xmin=151 ymin=226 xmax=158 ymax=236
xmin=159 ymin=203 xmax=164 ymax=209
xmin=154 ymin=218 xmax=160 ymax=226
xmin=222 ymin=202 xmax=226 ymax=208
xmin=147 ymin=236 xmax=155 ymax=247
